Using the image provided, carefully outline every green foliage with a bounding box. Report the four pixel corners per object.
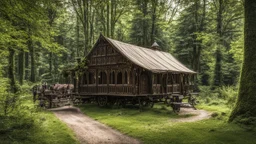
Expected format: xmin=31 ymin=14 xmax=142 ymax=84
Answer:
xmin=218 ymin=86 xmax=238 ymax=108
xmin=197 ymin=86 xmax=238 ymax=114
xmin=230 ymin=33 xmax=244 ymax=64
xmin=0 ymin=83 xmax=78 ymax=144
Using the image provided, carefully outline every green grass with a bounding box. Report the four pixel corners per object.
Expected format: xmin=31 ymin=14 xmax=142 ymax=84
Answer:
xmin=79 ymin=103 xmax=256 ymax=144
xmin=0 ymin=98 xmax=78 ymax=144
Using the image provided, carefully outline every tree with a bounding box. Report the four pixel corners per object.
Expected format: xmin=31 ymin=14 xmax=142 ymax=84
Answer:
xmin=229 ymin=0 xmax=256 ymax=122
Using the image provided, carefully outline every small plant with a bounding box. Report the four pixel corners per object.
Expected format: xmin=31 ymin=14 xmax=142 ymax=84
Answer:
xmin=219 ymin=86 xmax=238 ymax=108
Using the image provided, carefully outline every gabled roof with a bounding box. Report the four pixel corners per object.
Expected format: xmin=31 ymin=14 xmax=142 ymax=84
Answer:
xmin=88 ymin=35 xmax=196 ymax=74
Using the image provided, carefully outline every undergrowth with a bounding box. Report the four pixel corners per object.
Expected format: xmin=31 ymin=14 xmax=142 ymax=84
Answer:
xmin=0 ymin=82 xmax=78 ymax=144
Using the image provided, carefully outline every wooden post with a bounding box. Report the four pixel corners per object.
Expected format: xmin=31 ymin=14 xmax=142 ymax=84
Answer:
xmin=96 ymin=69 xmax=98 ymax=93
xmin=172 ymin=74 xmax=174 ymax=93
xmin=122 ymin=70 xmax=124 ymax=94
xmin=115 ymin=70 xmax=117 ymax=94
xmin=107 ymin=70 xmax=109 ymax=93
xmin=166 ymin=72 xmax=168 ymax=93
xmin=133 ymin=68 xmax=136 ymax=95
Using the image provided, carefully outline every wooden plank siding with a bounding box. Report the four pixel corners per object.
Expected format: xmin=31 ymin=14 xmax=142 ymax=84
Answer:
xmin=77 ymin=35 xmax=196 ymax=97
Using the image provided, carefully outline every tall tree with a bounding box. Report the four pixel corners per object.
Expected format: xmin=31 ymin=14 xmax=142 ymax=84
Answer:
xmin=71 ymin=0 xmax=90 ymax=56
xmin=212 ymin=0 xmax=223 ymax=88
xmin=229 ymin=0 xmax=256 ymax=122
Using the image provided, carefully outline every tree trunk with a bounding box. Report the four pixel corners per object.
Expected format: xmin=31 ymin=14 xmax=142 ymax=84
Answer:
xmin=76 ymin=15 xmax=80 ymax=57
xmin=25 ymin=52 xmax=29 ymax=80
xmin=49 ymin=52 xmax=53 ymax=75
xmin=28 ymin=28 xmax=36 ymax=82
xmin=83 ymin=0 xmax=88 ymax=56
xmin=107 ymin=0 xmax=110 ymax=37
xmin=229 ymin=0 xmax=256 ymax=121
xmin=8 ymin=48 xmax=17 ymax=93
xmin=142 ymin=0 xmax=148 ymax=47
xmin=213 ymin=0 xmax=223 ymax=88
xmin=150 ymin=0 xmax=157 ymax=44
xmin=18 ymin=49 xmax=25 ymax=85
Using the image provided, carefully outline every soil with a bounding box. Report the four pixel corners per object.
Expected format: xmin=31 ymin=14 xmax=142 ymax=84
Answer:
xmin=50 ymin=106 xmax=141 ymax=144
xmin=172 ymin=108 xmax=212 ymax=123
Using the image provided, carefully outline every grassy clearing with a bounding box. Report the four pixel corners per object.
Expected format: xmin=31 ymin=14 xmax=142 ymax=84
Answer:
xmin=0 ymin=92 xmax=78 ymax=144
xmin=79 ymin=103 xmax=256 ymax=144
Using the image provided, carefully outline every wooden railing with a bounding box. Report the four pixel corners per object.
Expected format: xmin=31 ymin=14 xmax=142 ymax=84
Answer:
xmin=98 ymin=84 xmax=108 ymax=93
xmin=79 ymin=84 xmax=134 ymax=95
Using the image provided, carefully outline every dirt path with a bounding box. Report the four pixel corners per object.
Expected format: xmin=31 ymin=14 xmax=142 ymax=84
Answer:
xmin=50 ymin=106 xmax=140 ymax=144
xmin=172 ymin=108 xmax=212 ymax=123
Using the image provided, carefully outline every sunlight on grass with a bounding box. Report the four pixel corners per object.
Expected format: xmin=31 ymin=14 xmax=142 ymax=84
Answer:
xmin=79 ymin=103 xmax=256 ymax=144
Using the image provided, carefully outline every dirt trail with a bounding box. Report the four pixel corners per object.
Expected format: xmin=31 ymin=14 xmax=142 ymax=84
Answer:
xmin=172 ymin=108 xmax=211 ymax=123
xmin=50 ymin=106 xmax=140 ymax=144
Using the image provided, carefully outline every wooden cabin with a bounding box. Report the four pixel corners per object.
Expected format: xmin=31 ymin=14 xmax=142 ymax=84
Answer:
xmin=77 ymin=34 xmax=196 ymax=98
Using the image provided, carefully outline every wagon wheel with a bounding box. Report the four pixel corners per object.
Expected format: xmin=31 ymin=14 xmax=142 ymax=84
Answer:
xmin=141 ymin=99 xmax=148 ymax=107
xmin=107 ymin=97 xmax=117 ymax=106
xmin=131 ymin=98 xmax=138 ymax=105
xmin=116 ymin=98 xmax=126 ymax=108
xmin=148 ymin=100 xmax=154 ymax=108
xmin=188 ymin=96 xmax=197 ymax=106
xmin=98 ymin=96 xmax=108 ymax=106
xmin=138 ymin=97 xmax=148 ymax=110
xmin=172 ymin=104 xmax=180 ymax=113
xmin=148 ymin=97 xmax=155 ymax=108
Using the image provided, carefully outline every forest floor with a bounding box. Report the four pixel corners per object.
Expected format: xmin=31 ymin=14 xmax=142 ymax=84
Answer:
xmin=50 ymin=106 xmax=140 ymax=144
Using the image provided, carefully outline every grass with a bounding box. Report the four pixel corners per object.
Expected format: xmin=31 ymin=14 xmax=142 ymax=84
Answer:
xmin=79 ymin=103 xmax=256 ymax=144
xmin=0 ymin=97 xmax=78 ymax=144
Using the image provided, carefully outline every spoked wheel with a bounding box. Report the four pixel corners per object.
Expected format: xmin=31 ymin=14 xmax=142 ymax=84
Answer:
xmin=116 ymin=98 xmax=126 ymax=108
xmin=141 ymin=99 xmax=148 ymax=106
xmin=148 ymin=97 xmax=155 ymax=108
xmin=148 ymin=100 xmax=154 ymax=108
xmin=107 ymin=97 xmax=117 ymax=106
xmin=172 ymin=104 xmax=181 ymax=113
xmin=98 ymin=96 xmax=108 ymax=106
xmin=138 ymin=97 xmax=154 ymax=109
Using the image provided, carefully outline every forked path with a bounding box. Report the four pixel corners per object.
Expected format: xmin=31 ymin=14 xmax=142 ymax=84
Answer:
xmin=50 ymin=106 xmax=141 ymax=144
xmin=50 ymin=106 xmax=211 ymax=144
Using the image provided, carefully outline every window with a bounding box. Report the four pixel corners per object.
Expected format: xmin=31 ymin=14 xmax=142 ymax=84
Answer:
xmin=117 ymin=72 xmax=122 ymax=84
xmin=124 ymin=71 xmax=128 ymax=84
xmin=128 ymin=71 xmax=133 ymax=84
xmin=110 ymin=71 xmax=115 ymax=84
xmin=89 ymin=72 xmax=95 ymax=84
xmin=154 ymin=74 xmax=161 ymax=84
xmin=173 ymin=74 xmax=179 ymax=84
xmin=168 ymin=74 xmax=173 ymax=84
xmin=98 ymin=71 xmax=107 ymax=84
xmin=83 ymin=73 xmax=87 ymax=84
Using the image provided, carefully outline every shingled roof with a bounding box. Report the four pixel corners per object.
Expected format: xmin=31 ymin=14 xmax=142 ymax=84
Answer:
xmin=91 ymin=35 xmax=196 ymax=74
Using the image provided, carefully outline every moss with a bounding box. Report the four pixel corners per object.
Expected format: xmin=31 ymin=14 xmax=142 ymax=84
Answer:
xmin=230 ymin=0 xmax=256 ymax=121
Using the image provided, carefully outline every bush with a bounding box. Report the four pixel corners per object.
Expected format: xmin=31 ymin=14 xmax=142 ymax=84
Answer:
xmin=218 ymin=86 xmax=238 ymax=108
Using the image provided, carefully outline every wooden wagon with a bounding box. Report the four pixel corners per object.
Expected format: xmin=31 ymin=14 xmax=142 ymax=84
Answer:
xmin=71 ymin=34 xmax=197 ymax=112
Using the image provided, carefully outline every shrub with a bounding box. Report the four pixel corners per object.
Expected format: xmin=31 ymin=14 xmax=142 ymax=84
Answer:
xmin=219 ymin=86 xmax=238 ymax=108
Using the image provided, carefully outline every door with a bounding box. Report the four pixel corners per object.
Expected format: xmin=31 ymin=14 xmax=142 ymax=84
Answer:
xmin=140 ymin=73 xmax=149 ymax=94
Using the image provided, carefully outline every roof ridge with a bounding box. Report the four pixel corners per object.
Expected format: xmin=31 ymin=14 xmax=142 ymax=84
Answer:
xmin=105 ymin=37 xmax=170 ymax=54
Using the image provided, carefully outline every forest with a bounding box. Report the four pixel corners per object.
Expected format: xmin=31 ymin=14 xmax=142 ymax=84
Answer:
xmin=0 ymin=0 xmax=256 ymax=144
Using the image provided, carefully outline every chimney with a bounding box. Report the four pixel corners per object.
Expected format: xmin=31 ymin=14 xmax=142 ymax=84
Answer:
xmin=151 ymin=41 xmax=160 ymax=50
